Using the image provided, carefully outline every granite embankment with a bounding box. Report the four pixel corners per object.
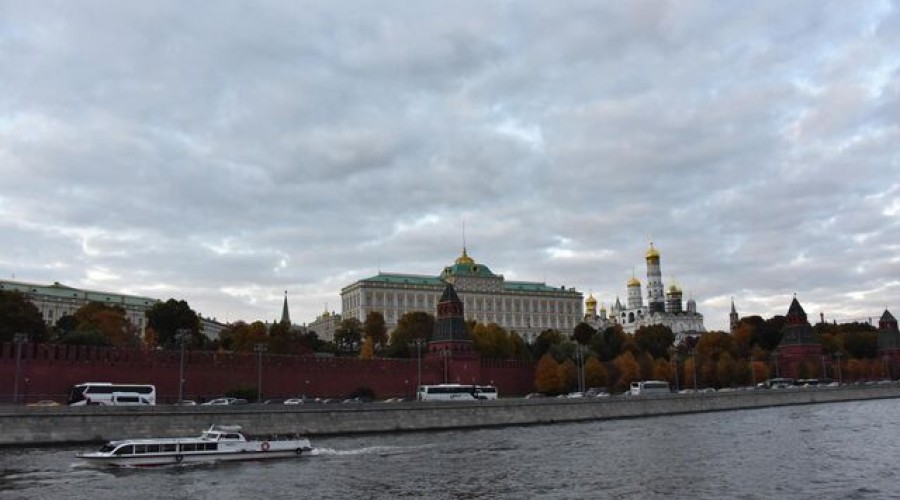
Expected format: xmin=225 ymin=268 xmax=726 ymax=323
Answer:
xmin=3 ymin=385 xmax=899 ymax=446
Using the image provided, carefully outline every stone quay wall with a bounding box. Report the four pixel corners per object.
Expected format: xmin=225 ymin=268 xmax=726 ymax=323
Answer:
xmin=2 ymin=385 xmax=898 ymax=447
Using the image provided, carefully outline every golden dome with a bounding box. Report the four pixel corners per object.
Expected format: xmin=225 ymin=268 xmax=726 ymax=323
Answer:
xmin=455 ymin=248 xmax=475 ymax=266
xmin=646 ymin=242 xmax=660 ymax=260
xmin=667 ymin=284 xmax=682 ymax=294
xmin=585 ymin=294 xmax=597 ymax=306
xmin=627 ymin=277 xmax=641 ymax=287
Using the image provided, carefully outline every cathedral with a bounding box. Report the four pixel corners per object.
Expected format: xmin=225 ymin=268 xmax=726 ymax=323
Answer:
xmin=583 ymin=243 xmax=706 ymax=342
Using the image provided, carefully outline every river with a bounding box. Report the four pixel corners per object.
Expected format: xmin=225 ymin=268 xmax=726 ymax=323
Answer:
xmin=1 ymin=399 xmax=897 ymax=499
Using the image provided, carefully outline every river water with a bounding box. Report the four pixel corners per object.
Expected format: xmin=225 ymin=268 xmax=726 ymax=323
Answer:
xmin=1 ymin=399 xmax=898 ymax=500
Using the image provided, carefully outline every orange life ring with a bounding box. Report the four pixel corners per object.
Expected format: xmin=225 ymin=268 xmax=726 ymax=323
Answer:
xmin=261 ymin=441 xmax=270 ymax=452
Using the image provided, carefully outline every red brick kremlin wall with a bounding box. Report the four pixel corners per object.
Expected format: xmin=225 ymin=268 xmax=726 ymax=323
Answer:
xmin=0 ymin=342 xmax=536 ymax=403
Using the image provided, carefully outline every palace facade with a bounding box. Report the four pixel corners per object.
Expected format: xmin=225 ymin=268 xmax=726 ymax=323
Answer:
xmin=0 ymin=279 xmax=159 ymax=332
xmin=340 ymin=249 xmax=583 ymax=341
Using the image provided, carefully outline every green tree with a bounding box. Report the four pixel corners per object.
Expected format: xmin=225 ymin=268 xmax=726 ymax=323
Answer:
xmin=508 ymin=332 xmax=531 ymax=361
xmin=387 ymin=312 xmax=434 ymax=358
xmin=590 ymin=325 xmax=627 ymax=362
xmin=335 ymin=318 xmax=363 ymax=353
xmin=472 ymin=323 xmax=511 ymax=359
xmin=364 ymin=311 xmax=388 ymax=348
xmin=0 ymin=290 xmax=47 ymax=342
xmin=532 ymin=329 xmax=563 ymax=359
xmin=573 ymin=322 xmax=596 ymax=345
xmin=634 ymin=324 xmax=676 ymax=360
xmin=145 ymin=299 xmax=201 ymax=349
xmin=716 ymin=352 xmax=737 ymax=388
xmin=269 ymin=321 xmax=298 ymax=355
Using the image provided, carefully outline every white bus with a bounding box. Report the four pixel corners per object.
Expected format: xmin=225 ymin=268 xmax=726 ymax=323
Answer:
xmin=628 ymin=380 xmax=670 ymax=396
xmin=68 ymin=382 xmax=157 ymax=406
xmin=417 ymin=384 xmax=499 ymax=401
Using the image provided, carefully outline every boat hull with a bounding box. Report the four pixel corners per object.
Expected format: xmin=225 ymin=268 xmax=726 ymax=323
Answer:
xmin=78 ymin=445 xmax=312 ymax=467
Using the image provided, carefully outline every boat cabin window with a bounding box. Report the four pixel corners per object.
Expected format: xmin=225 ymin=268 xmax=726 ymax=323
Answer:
xmin=114 ymin=445 xmax=134 ymax=456
xmin=222 ymin=433 xmax=242 ymax=440
xmin=182 ymin=443 xmax=197 ymax=452
xmin=203 ymin=443 xmax=218 ymax=451
xmin=162 ymin=444 xmax=177 ymax=452
xmin=134 ymin=445 xmax=147 ymax=454
xmin=146 ymin=444 xmax=160 ymax=453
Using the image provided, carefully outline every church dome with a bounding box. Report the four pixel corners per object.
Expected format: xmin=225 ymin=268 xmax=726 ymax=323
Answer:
xmin=627 ymin=277 xmax=641 ymax=287
xmin=646 ymin=243 xmax=660 ymax=260
xmin=585 ymin=294 xmax=597 ymax=307
xmin=667 ymin=284 xmax=681 ymax=294
xmin=455 ymin=248 xmax=475 ymax=266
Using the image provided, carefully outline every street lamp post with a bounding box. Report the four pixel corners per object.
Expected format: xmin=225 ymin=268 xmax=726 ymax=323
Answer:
xmin=749 ymin=356 xmax=756 ymax=387
xmin=691 ymin=349 xmax=698 ymax=391
xmin=13 ymin=333 xmax=27 ymax=404
xmin=254 ymin=343 xmax=268 ymax=403
xmin=835 ymin=352 xmax=843 ymax=384
xmin=413 ymin=338 xmax=424 ymax=400
xmin=176 ymin=329 xmax=190 ymax=404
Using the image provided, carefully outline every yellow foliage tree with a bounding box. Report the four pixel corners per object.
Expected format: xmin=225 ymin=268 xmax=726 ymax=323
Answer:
xmin=359 ymin=336 xmax=375 ymax=359
xmin=534 ymin=354 xmax=562 ymax=395
xmin=652 ymin=358 xmax=672 ymax=383
xmin=584 ymin=357 xmax=608 ymax=388
xmin=558 ymin=358 xmax=577 ymax=393
xmin=613 ymin=352 xmax=640 ymax=393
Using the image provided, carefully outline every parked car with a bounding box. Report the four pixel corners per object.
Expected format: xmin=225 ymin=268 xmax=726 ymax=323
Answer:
xmin=202 ymin=397 xmax=236 ymax=406
xmin=27 ymin=400 xmax=61 ymax=407
xmin=283 ymin=398 xmax=306 ymax=405
xmin=175 ymin=399 xmax=197 ymax=406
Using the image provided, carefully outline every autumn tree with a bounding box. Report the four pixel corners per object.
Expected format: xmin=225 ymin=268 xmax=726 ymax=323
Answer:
xmin=364 ymin=311 xmax=388 ymax=348
xmin=359 ymin=336 xmax=375 ymax=359
xmin=0 ymin=290 xmax=48 ymax=342
xmin=534 ymin=353 xmax=562 ymax=395
xmin=558 ymin=358 xmax=578 ymax=393
xmin=584 ymin=357 xmax=608 ymax=389
xmin=612 ymin=351 xmax=640 ymax=393
xmin=716 ymin=352 xmax=737 ymax=388
xmin=145 ymin=299 xmax=201 ymax=349
xmin=532 ymin=329 xmax=563 ymax=359
xmin=71 ymin=302 xmax=140 ymax=348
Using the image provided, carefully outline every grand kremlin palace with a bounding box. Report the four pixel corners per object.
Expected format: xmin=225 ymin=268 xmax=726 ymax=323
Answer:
xmin=340 ymin=249 xmax=583 ymax=342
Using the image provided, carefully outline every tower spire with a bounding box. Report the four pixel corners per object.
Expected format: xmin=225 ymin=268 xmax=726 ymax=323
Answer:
xmin=280 ymin=290 xmax=291 ymax=325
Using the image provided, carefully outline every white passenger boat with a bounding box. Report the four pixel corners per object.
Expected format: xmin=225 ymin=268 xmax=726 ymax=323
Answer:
xmin=77 ymin=425 xmax=312 ymax=467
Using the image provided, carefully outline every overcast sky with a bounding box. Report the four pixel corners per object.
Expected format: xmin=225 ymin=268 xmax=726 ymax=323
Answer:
xmin=1 ymin=1 xmax=898 ymax=332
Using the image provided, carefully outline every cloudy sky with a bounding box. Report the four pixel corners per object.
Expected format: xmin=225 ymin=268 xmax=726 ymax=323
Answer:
xmin=1 ymin=1 xmax=898 ymax=332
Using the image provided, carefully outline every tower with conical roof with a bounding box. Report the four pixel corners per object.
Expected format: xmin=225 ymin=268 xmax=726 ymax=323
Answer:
xmin=877 ymin=310 xmax=900 ymax=372
xmin=778 ymin=296 xmax=821 ymax=378
xmin=427 ymin=282 xmax=480 ymax=383
xmin=729 ymin=298 xmax=739 ymax=333
xmin=645 ymin=243 xmax=665 ymax=313
xmin=280 ymin=291 xmax=291 ymax=325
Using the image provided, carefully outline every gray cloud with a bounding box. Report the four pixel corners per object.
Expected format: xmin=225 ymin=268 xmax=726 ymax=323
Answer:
xmin=2 ymin=1 xmax=898 ymax=331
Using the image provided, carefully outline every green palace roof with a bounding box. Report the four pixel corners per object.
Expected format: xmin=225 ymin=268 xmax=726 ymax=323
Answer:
xmin=0 ymin=279 xmax=159 ymax=307
xmin=357 ymin=273 xmax=574 ymax=294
